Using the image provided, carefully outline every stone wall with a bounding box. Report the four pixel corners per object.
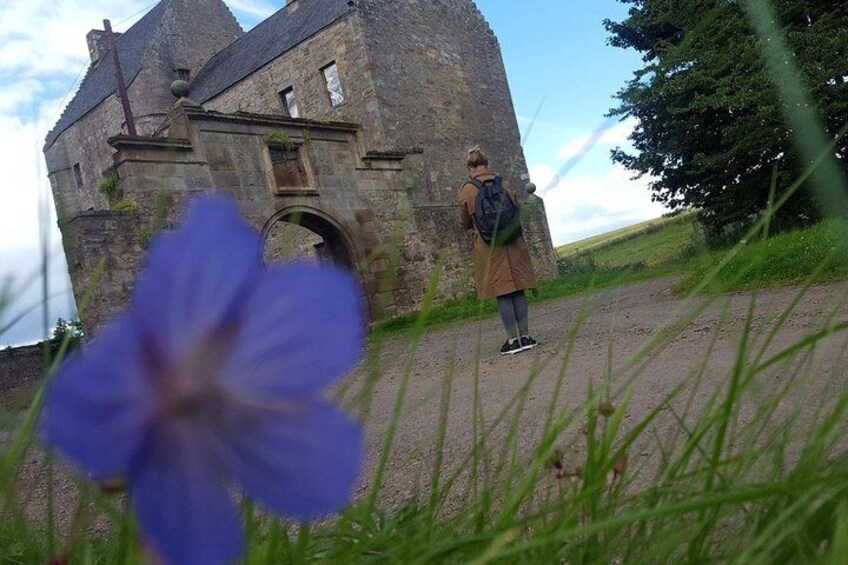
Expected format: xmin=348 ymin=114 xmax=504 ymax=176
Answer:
xmin=45 ymin=97 xmax=125 ymax=221
xmin=204 ymin=14 xmax=388 ymax=150
xmin=356 ymin=0 xmax=529 ymax=204
xmin=60 ymin=210 xmax=146 ymax=333
xmin=0 ymin=344 xmax=46 ymax=410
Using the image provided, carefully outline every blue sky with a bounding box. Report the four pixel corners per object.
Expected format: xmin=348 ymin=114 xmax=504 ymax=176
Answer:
xmin=0 ymin=0 xmax=664 ymax=346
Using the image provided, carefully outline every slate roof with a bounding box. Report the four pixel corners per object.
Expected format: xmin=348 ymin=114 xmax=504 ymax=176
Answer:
xmin=189 ymin=0 xmax=354 ymax=103
xmin=44 ymin=2 xmax=168 ymax=149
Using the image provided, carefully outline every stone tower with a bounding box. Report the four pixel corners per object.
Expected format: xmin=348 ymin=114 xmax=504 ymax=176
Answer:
xmin=44 ymin=0 xmax=558 ymax=330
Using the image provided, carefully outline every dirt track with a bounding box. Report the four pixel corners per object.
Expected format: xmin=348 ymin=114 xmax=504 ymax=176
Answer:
xmin=7 ymin=278 xmax=848 ymax=527
xmin=353 ymin=277 xmax=848 ymax=507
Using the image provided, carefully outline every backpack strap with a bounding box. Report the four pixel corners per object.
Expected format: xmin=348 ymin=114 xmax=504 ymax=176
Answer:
xmin=468 ymin=178 xmax=488 ymax=235
xmin=488 ymin=175 xmax=517 ymax=206
xmin=467 ymin=177 xmax=486 ymax=191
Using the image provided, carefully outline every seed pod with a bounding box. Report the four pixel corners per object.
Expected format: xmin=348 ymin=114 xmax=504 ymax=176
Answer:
xmin=612 ymin=455 xmax=629 ymax=480
xmin=599 ymin=401 xmax=616 ymax=417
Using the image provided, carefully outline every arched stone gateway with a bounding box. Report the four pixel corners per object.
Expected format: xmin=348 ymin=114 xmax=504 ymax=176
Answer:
xmin=262 ymin=206 xmax=357 ymax=271
xmin=261 ymin=206 xmax=380 ymax=320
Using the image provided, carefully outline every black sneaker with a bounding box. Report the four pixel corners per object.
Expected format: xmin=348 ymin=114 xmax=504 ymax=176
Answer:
xmin=520 ymin=336 xmax=538 ymax=351
xmin=500 ymin=340 xmax=523 ymax=355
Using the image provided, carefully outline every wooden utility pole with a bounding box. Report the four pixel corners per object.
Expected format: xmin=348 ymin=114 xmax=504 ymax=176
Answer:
xmin=104 ymin=19 xmax=137 ymax=136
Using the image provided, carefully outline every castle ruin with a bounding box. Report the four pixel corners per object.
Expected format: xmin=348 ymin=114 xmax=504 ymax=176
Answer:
xmin=44 ymin=0 xmax=557 ymax=328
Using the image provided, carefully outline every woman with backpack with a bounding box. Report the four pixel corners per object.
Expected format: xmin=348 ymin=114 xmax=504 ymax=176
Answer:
xmin=459 ymin=146 xmax=539 ymax=355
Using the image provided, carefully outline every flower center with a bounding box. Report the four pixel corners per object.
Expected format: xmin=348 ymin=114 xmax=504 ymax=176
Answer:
xmin=160 ymin=328 xmax=237 ymax=422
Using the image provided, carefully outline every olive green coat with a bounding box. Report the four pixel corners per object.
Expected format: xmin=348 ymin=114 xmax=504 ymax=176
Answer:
xmin=459 ymin=172 xmax=537 ymax=299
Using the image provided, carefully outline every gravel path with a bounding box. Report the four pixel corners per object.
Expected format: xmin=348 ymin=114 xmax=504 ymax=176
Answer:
xmin=352 ymin=277 xmax=848 ymax=508
xmin=6 ymin=277 xmax=848 ymax=528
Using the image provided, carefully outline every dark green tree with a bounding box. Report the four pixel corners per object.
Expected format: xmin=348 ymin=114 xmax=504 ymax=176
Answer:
xmin=50 ymin=317 xmax=84 ymax=353
xmin=606 ymin=0 xmax=848 ymax=243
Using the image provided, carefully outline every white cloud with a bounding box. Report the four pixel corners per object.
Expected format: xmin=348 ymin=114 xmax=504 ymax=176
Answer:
xmin=532 ymin=162 xmax=667 ymax=246
xmin=0 ymin=244 xmax=75 ymax=347
xmin=0 ymin=78 xmax=44 ymax=113
xmin=0 ymin=110 xmax=75 ymax=346
xmin=0 ymin=2 xmax=151 ymax=79
xmin=556 ymin=118 xmax=637 ymax=161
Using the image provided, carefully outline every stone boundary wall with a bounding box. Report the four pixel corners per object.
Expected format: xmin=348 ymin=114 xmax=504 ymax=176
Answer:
xmin=0 ymin=344 xmax=47 ymax=410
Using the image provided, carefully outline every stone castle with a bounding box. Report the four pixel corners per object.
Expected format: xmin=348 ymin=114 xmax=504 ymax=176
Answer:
xmin=44 ymin=0 xmax=557 ymax=328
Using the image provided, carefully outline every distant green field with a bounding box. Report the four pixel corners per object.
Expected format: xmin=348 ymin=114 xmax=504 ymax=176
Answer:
xmin=557 ymin=212 xmax=702 ymax=272
xmin=556 ymin=212 xmax=698 ymax=258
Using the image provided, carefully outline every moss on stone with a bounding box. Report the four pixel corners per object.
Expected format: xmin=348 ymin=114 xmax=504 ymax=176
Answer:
xmin=263 ymin=133 xmax=295 ymax=151
xmin=112 ymin=200 xmax=139 ymax=213
xmin=98 ymin=174 xmax=120 ymax=199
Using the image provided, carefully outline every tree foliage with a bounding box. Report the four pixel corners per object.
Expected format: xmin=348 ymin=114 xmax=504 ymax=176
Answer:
xmin=606 ymin=0 xmax=848 ymax=243
xmin=50 ymin=317 xmax=83 ymax=352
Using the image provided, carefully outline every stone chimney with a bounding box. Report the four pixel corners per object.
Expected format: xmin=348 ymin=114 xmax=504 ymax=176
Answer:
xmin=86 ymin=29 xmax=121 ymax=63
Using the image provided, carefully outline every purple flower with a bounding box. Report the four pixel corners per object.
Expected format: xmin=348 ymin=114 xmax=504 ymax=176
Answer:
xmin=42 ymin=198 xmax=364 ymax=565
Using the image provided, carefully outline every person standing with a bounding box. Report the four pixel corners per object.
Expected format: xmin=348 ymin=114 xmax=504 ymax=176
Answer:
xmin=459 ymin=146 xmax=539 ymax=355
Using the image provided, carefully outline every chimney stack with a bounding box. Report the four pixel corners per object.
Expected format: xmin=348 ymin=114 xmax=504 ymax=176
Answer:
xmin=86 ymin=29 xmax=121 ymax=63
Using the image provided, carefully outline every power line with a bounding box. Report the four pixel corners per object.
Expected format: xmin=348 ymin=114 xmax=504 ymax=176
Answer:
xmin=41 ymin=1 xmax=158 ymax=139
xmin=115 ymin=1 xmax=158 ymax=27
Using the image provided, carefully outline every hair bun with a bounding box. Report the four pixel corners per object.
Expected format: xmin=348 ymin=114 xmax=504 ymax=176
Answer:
xmin=467 ymin=146 xmax=489 ymax=168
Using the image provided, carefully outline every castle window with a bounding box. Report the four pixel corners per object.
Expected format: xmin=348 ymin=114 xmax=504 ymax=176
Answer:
xmin=321 ymin=62 xmax=346 ymax=107
xmin=73 ymin=164 xmax=83 ymax=189
xmin=280 ymin=87 xmax=299 ymax=118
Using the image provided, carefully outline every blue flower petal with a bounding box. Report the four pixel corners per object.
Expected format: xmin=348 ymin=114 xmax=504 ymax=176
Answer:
xmin=42 ymin=318 xmax=154 ymax=480
xmin=224 ymin=401 xmax=362 ymax=519
xmin=221 ymin=261 xmax=364 ymax=397
xmin=132 ymin=428 xmax=243 ymax=565
xmin=131 ymin=197 xmax=262 ymax=363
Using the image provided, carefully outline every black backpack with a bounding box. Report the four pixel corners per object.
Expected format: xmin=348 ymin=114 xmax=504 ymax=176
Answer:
xmin=470 ymin=175 xmax=523 ymax=246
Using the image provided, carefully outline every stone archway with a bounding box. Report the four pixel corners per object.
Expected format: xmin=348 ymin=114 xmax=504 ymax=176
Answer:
xmin=261 ymin=206 xmax=378 ymax=321
xmin=261 ymin=206 xmax=357 ymax=272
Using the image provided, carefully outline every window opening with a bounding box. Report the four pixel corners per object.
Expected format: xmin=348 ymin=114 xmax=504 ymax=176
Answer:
xmin=73 ymin=164 xmax=83 ymax=189
xmin=321 ymin=62 xmax=346 ymax=107
xmin=279 ymin=87 xmax=299 ymax=118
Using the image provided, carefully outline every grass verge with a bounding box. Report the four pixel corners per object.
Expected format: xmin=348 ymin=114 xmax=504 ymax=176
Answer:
xmin=675 ymin=218 xmax=848 ymax=294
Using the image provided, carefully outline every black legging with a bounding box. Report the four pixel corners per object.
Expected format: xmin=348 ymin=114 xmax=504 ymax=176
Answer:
xmin=497 ymin=290 xmax=528 ymax=339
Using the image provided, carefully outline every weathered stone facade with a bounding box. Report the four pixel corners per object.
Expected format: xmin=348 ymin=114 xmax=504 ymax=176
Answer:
xmin=44 ymin=0 xmax=557 ymax=331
